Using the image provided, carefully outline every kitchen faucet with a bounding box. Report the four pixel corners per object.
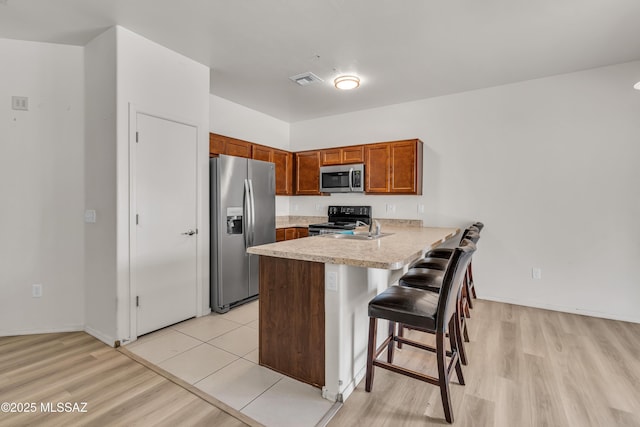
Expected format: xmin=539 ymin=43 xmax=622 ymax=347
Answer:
xmin=355 ymin=219 xmax=381 ymax=237
xmin=369 ymin=220 xmax=381 ymax=237
xmin=354 ymin=220 xmax=368 ymax=229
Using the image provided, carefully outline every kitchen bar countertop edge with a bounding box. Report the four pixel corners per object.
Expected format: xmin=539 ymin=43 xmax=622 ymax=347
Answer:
xmin=247 ymin=226 xmax=459 ymax=269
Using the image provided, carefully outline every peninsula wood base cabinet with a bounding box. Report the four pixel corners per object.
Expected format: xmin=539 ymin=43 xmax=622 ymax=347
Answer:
xmin=258 ymin=256 xmax=325 ymax=388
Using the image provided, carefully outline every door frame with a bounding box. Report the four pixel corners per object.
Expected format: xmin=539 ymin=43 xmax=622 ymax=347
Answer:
xmin=127 ymin=104 xmax=204 ymax=342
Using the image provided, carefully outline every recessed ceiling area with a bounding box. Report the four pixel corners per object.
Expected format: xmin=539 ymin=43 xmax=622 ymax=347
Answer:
xmin=1 ymin=0 xmax=640 ymax=122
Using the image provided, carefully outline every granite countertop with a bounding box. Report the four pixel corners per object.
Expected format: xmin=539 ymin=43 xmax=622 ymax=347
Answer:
xmin=248 ymin=226 xmax=460 ymax=269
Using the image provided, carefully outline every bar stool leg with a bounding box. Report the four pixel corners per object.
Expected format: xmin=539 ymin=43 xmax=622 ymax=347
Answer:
xmin=468 ymin=262 xmax=477 ymax=299
xmin=449 ymin=318 xmax=465 ymax=385
xmin=365 ymin=317 xmax=377 ymax=392
xmin=453 ymin=305 xmax=468 ymax=365
xmin=387 ymin=321 xmax=396 ymax=363
xmin=436 ymin=331 xmax=454 ymax=424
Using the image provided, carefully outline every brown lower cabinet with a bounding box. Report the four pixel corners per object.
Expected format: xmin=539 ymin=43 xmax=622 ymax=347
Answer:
xmin=258 ymin=256 xmax=325 ymax=388
xmin=276 ymin=227 xmax=308 ymax=242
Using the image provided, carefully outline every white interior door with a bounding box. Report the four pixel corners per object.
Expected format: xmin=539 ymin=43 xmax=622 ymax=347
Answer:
xmin=134 ymin=112 xmax=197 ymax=336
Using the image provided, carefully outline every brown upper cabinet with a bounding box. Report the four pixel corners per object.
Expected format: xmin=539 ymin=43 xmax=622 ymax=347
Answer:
xmin=251 ymin=144 xmax=272 ymax=162
xmin=211 ymin=133 xmax=422 ymax=196
xmin=210 ymin=133 xmax=293 ymax=195
xmin=209 ymin=133 xmax=251 ymax=158
xmin=365 ymin=139 xmax=423 ymax=195
xmin=272 ymin=149 xmax=293 ymax=195
xmin=294 ymin=150 xmax=322 ymax=195
xmin=252 ymin=144 xmax=293 ymax=196
xmin=320 ymin=145 xmax=365 ymax=166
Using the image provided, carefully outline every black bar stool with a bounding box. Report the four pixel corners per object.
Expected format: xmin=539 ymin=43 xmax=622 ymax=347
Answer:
xmin=408 ymin=229 xmax=480 ymax=319
xmin=365 ymin=239 xmax=476 ymax=424
xmin=411 ymin=223 xmax=483 ymax=314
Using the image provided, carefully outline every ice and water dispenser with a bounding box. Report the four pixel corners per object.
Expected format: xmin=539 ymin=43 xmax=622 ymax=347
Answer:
xmin=226 ymin=207 xmax=243 ymax=234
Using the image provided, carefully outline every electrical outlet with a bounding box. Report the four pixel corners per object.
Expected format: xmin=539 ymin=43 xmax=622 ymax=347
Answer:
xmin=386 ymin=204 xmax=396 ymax=213
xmin=84 ymin=209 xmax=96 ymax=223
xmin=532 ymin=268 xmax=542 ymax=280
xmin=326 ymin=272 xmax=338 ymax=291
xmin=417 ymin=204 xmax=425 ymax=214
xmin=32 ymin=284 xmax=42 ymax=298
xmin=315 ymin=203 xmax=321 ymax=211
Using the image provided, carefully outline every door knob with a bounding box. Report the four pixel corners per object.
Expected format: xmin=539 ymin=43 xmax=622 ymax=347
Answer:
xmin=182 ymin=229 xmax=196 ymax=236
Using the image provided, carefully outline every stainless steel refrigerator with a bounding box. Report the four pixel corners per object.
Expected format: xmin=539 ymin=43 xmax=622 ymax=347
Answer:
xmin=210 ymin=155 xmax=275 ymax=313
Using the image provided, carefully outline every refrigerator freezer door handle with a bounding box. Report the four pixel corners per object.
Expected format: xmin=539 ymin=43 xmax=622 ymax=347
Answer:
xmin=243 ymin=179 xmax=251 ymax=250
xmin=248 ymin=179 xmax=256 ymax=247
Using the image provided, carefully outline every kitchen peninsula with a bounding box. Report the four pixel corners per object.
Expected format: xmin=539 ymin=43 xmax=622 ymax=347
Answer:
xmin=247 ymin=225 xmax=459 ymax=403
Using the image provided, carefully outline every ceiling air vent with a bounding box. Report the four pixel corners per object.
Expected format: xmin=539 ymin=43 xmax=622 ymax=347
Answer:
xmin=289 ymin=72 xmax=323 ymax=86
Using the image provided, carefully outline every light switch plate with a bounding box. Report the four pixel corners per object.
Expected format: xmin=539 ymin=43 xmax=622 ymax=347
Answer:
xmin=12 ymin=96 xmax=29 ymax=111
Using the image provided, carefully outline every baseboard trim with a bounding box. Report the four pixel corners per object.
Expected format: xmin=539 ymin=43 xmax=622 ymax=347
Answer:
xmin=84 ymin=326 xmax=117 ymax=347
xmin=480 ymin=295 xmax=640 ymax=324
xmin=0 ymin=324 xmax=83 ymax=337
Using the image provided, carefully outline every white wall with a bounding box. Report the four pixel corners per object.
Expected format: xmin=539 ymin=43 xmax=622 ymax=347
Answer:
xmin=84 ymin=28 xmax=118 ymax=343
xmin=115 ymin=27 xmax=211 ymax=341
xmin=0 ymin=39 xmax=85 ymax=335
xmin=210 ymin=95 xmax=291 ymax=216
xmin=291 ymin=61 xmax=640 ymax=323
xmin=83 ymin=26 xmax=211 ymax=344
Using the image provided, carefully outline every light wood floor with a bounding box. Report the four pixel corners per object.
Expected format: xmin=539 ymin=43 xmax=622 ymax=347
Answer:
xmin=0 ymin=332 xmax=252 ymax=427
xmin=328 ymin=299 xmax=640 ymax=427
xmin=2 ymin=301 xmax=639 ymax=427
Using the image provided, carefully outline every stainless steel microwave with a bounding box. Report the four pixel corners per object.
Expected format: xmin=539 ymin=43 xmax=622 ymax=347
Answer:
xmin=319 ymin=164 xmax=365 ymax=193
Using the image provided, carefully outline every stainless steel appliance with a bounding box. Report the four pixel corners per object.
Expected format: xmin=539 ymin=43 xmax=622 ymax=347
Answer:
xmin=308 ymin=205 xmax=372 ymax=236
xmin=319 ymin=164 xmax=365 ymax=193
xmin=210 ymin=155 xmax=275 ymax=313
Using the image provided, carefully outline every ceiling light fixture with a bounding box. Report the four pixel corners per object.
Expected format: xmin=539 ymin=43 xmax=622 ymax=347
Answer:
xmin=634 ymin=81 xmax=640 ymax=90
xmin=334 ymin=75 xmax=360 ymax=90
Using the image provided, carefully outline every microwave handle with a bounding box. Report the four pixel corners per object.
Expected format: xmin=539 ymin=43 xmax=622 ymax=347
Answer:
xmin=348 ymin=167 xmax=354 ymax=191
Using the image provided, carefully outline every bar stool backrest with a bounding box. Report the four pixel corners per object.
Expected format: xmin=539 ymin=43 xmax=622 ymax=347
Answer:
xmin=464 ymin=230 xmax=480 ymax=244
xmin=459 ymin=226 xmax=479 ymax=242
xmin=436 ymin=239 xmax=476 ymax=332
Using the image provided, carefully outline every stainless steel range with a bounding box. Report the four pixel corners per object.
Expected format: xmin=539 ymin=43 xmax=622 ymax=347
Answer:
xmin=308 ymin=205 xmax=372 ymax=236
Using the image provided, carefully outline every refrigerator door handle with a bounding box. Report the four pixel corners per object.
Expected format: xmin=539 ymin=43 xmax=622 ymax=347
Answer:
xmin=243 ymin=179 xmax=251 ymax=250
xmin=248 ymin=179 xmax=256 ymax=247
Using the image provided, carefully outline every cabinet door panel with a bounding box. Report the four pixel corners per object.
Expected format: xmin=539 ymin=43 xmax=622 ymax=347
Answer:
xmin=276 ymin=228 xmax=286 ymax=242
xmin=321 ymin=149 xmax=342 ymax=165
xmin=295 ymin=151 xmax=321 ymax=195
xmin=252 ymin=144 xmax=273 ymax=162
xmin=273 ymin=149 xmax=293 ymax=195
xmin=296 ymin=227 xmax=309 ymax=238
xmin=365 ymin=144 xmax=390 ymax=193
xmin=342 ymin=145 xmax=364 ymax=164
xmin=390 ymin=141 xmax=416 ymax=193
xmin=225 ymin=138 xmax=252 ymax=158
xmin=284 ymin=228 xmax=297 ymax=240
xmin=209 ymin=133 xmax=226 ymax=156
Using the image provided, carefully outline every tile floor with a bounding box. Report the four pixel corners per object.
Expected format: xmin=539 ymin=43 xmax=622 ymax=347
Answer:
xmin=126 ymin=300 xmax=335 ymax=427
